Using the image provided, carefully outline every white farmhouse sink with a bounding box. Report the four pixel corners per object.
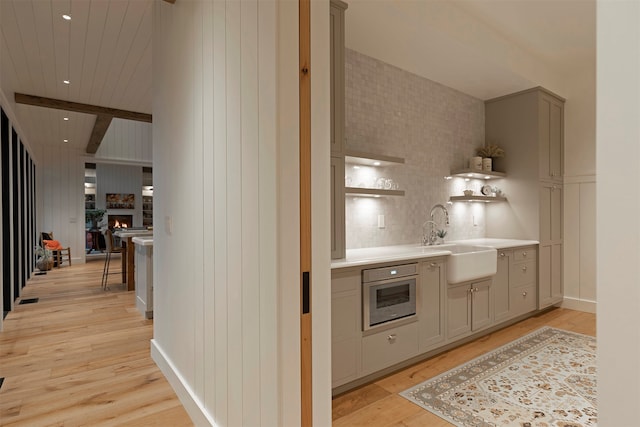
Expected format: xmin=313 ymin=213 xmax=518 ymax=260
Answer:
xmin=445 ymin=245 xmax=497 ymax=284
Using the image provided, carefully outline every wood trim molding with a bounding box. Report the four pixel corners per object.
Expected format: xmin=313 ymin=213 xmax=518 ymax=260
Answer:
xmin=14 ymin=93 xmax=152 ymax=123
xmin=299 ymin=0 xmax=312 ymax=425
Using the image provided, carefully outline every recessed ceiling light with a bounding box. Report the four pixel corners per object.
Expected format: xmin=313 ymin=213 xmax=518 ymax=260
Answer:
xmin=63 ymin=117 xmax=69 ymax=121
xmin=63 ymin=139 xmax=68 ymax=143
xmin=62 ymin=14 xmax=71 ymax=20
xmin=373 ymin=161 xmax=381 ymax=166
xmin=63 ymin=80 xmax=70 ymax=84
xmin=353 ymin=165 xmax=360 ymax=169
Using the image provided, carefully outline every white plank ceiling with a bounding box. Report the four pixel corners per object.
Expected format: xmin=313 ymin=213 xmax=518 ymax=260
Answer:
xmin=0 ymin=0 xmax=152 ymax=152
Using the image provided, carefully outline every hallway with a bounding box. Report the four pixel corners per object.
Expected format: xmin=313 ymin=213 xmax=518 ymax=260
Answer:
xmin=0 ymin=258 xmax=193 ymax=426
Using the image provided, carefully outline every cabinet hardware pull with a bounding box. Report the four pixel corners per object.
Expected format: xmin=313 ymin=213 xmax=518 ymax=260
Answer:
xmin=522 ymin=291 xmax=528 ymax=296
xmin=430 ymin=262 xmax=437 ymax=268
xmin=474 ymin=287 xmax=479 ymax=292
xmin=500 ymin=252 xmax=505 ymax=257
xmin=522 ymin=266 xmax=527 ymax=271
xmin=468 ymin=288 xmax=474 ymax=294
xmin=387 ymin=334 xmax=396 ymax=341
xmin=522 ymin=252 xmax=527 ymax=257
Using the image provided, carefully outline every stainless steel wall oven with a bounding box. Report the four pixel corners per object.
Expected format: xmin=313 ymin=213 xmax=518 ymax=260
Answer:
xmin=362 ymin=263 xmax=417 ymax=331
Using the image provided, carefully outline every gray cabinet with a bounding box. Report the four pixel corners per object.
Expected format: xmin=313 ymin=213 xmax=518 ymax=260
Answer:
xmin=331 ymin=156 xmax=345 ymax=259
xmin=539 ymin=93 xmax=564 ymax=182
xmin=418 ymin=259 xmax=446 ymax=352
xmin=361 ymin=322 xmax=419 ymax=376
xmin=330 ymin=0 xmax=347 ymax=155
xmin=330 ymin=0 xmax=347 ymax=260
xmin=485 ymin=87 xmax=564 ymax=308
xmin=539 ymin=183 xmax=562 ymax=308
xmin=331 ymin=268 xmax=361 ymax=387
xmin=494 ymin=246 xmax=538 ymax=321
xmin=493 ymin=250 xmax=512 ymax=323
xmin=446 ymin=278 xmax=492 ymax=341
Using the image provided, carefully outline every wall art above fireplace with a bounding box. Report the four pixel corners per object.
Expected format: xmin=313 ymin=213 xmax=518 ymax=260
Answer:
xmin=106 ymin=193 xmax=135 ymax=209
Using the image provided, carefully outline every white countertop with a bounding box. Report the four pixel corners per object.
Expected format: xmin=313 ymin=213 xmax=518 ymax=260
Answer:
xmin=331 ymin=238 xmax=538 ymax=270
xmin=114 ymin=230 xmax=153 ymax=238
xmin=132 ymin=237 xmax=154 ymax=246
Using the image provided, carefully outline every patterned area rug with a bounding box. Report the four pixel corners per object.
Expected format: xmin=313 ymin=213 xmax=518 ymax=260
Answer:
xmin=400 ymin=327 xmax=597 ymax=427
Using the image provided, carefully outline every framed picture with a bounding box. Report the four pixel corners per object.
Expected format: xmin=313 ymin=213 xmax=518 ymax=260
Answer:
xmin=106 ymin=193 xmax=135 ymax=209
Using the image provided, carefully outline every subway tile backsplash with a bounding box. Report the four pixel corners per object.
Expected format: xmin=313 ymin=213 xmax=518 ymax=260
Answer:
xmin=345 ymin=49 xmax=487 ymax=249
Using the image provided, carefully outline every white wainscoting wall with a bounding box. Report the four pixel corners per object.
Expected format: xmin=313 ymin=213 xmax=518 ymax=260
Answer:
xmin=562 ymin=175 xmax=596 ymax=313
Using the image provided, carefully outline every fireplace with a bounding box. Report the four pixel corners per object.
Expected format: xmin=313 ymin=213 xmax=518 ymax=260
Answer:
xmin=108 ymin=215 xmax=133 ymax=229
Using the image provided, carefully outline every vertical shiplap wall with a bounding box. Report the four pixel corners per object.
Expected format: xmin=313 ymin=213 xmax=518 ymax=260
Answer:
xmin=39 ymin=145 xmax=85 ymax=263
xmin=150 ymin=0 xmax=298 ymax=425
xmin=94 ymin=118 xmax=153 ymax=163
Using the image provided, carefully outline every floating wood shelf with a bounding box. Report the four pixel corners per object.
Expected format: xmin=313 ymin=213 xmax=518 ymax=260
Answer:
xmin=449 ymin=195 xmax=507 ymax=203
xmin=449 ymin=169 xmax=506 ymax=180
xmin=345 ymin=150 xmax=405 ymax=167
xmin=345 ymin=187 xmax=405 ymax=197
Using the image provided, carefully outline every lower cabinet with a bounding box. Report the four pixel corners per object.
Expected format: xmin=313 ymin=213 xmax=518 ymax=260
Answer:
xmin=331 ymin=245 xmax=540 ymax=392
xmin=331 ymin=268 xmax=361 ymax=388
xmin=494 ymin=246 xmax=538 ymax=322
xmin=446 ymin=279 xmax=492 ymax=341
xmin=418 ymin=259 xmax=446 ymax=352
xmin=361 ymin=322 xmax=419 ymax=376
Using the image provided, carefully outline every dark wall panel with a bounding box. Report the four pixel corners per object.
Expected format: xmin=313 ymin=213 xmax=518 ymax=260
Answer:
xmin=1 ymin=109 xmax=10 ymax=310
xmin=12 ymin=128 xmax=19 ymax=299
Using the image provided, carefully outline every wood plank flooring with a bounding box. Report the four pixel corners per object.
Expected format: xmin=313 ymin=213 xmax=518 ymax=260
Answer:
xmin=1 ymin=259 xmax=595 ymax=426
xmin=332 ymin=308 xmax=596 ymax=426
xmin=0 ymin=257 xmax=193 ymax=426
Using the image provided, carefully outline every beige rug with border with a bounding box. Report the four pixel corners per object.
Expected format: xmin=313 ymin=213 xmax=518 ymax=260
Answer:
xmin=400 ymin=327 xmax=597 ymax=427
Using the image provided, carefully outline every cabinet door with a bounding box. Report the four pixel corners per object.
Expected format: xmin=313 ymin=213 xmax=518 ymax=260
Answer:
xmin=332 ymin=292 xmax=360 ymax=386
xmin=493 ymin=251 xmax=511 ymax=323
xmin=331 ymin=269 xmax=361 ymax=387
xmin=540 ymin=183 xmax=563 ymax=243
xmin=539 ymin=93 xmax=564 ymax=181
xmin=471 ymin=279 xmax=492 ymax=332
xmin=331 ymin=156 xmax=345 ymax=259
xmin=419 ymin=260 xmax=445 ymax=352
xmin=538 ymin=243 xmax=563 ymax=309
xmin=329 ymin=0 xmax=346 ymax=155
xmin=447 ymin=283 xmax=471 ymax=340
xmin=361 ymin=322 xmax=419 ymax=376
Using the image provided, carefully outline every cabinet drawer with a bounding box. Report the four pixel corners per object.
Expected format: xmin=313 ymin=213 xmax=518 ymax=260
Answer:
xmin=513 ymin=248 xmax=536 ymax=262
xmin=332 ymin=270 xmax=360 ymax=294
xmin=361 ymin=322 xmax=418 ymax=375
xmin=509 ymin=260 xmax=536 ymax=287
xmin=510 ymin=285 xmax=537 ymax=316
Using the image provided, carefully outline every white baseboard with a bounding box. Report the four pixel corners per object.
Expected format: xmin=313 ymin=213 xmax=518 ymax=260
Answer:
xmin=150 ymin=339 xmax=216 ymax=427
xmin=561 ymin=297 xmax=596 ymax=313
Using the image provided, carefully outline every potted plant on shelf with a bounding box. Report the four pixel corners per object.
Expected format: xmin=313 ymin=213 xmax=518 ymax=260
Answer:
xmin=476 ymin=144 xmax=505 ymax=172
xmin=85 ymin=209 xmax=106 ymax=231
xmin=34 ymin=245 xmax=54 ymax=271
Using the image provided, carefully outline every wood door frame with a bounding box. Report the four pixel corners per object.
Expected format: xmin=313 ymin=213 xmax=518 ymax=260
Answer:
xmin=299 ymin=0 xmax=312 ymax=424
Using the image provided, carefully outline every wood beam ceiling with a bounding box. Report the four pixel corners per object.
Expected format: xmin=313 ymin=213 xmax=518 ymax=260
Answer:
xmin=14 ymin=93 xmax=152 ymax=153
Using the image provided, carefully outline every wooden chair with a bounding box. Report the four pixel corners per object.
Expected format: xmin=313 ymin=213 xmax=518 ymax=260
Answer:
xmin=41 ymin=232 xmax=71 ymax=267
xmin=101 ymin=229 xmax=125 ymax=290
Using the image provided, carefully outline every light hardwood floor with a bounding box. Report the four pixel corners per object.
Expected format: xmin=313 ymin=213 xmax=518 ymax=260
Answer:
xmin=0 ymin=257 xmax=194 ymax=427
xmin=1 ymin=260 xmax=595 ymax=426
xmin=332 ymin=307 xmax=595 ymax=426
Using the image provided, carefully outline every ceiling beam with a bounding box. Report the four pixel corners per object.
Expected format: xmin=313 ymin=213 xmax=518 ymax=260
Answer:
xmin=86 ymin=114 xmax=114 ymax=154
xmin=14 ymin=93 xmax=152 ymax=123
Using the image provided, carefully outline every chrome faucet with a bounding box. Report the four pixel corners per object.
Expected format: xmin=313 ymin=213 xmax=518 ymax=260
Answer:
xmin=430 ymin=204 xmax=450 ymax=226
xmin=422 ymin=220 xmax=438 ymax=246
xmin=422 ymin=204 xmax=450 ymax=245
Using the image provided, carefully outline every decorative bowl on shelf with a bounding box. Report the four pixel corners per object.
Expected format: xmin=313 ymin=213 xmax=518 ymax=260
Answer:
xmin=463 ymin=190 xmax=474 ymax=196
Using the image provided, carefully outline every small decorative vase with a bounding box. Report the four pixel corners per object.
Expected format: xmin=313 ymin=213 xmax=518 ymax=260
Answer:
xmin=482 ymin=158 xmax=492 ymax=171
xmin=470 ymin=156 xmax=483 ymax=171
xmin=36 ymin=256 xmax=53 ymax=271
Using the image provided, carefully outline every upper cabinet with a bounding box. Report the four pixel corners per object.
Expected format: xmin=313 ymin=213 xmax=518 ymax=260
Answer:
xmin=330 ymin=0 xmax=348 ymax=155
xmin=538 ymin=93 xmax=564 ymax=182
xmin=485 ymin=87 xmax=565 ymax=183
